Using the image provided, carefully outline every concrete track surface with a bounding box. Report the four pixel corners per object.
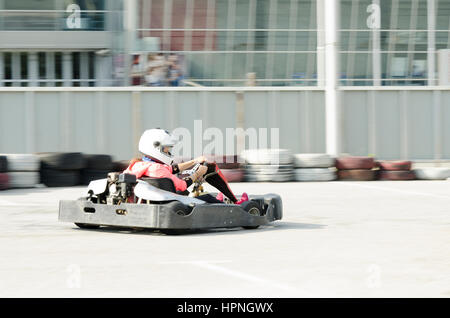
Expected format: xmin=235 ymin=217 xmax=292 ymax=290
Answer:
xmin=1 ymin=181 xmax=449 ymax=298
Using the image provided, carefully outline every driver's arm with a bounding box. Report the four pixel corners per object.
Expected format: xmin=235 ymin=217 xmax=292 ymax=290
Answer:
xmin=176 ymin=156 xmax=207 ymax=172
xmin=177 ymin=160 xmax=196 ymax=172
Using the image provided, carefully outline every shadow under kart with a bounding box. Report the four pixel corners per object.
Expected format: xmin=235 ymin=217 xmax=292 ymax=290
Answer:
xmin=59 ymin=173 xmax=283 ymax=234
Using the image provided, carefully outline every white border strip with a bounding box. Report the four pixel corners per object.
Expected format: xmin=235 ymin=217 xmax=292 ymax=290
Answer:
xmin=2 ymin=86 xmax=450 ymax=92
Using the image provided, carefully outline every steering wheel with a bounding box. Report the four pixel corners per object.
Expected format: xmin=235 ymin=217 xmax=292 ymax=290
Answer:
xmin=191 ymin=162 xmax=218 ymax=197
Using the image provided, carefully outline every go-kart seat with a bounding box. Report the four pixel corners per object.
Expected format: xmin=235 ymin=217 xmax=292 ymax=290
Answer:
xmin=140 ymin=177 xmax=176 ymax=193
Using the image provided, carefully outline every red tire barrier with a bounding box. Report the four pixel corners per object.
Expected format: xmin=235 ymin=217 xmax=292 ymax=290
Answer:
xmin=206 ymin=155 xmax=241 ymax=169
xmin=337 ymin=169 xmax=376 ymax=181
xmin=378 ymin=170 xmax=416 ymax=181
xmin=0 ymin=173 xmax=9 ymax=190
xmin=336 ymin=157 xmax=375 ymax=170
xmin=220 ymin=169 xmax=244 ymax=182
xmin=377 ymin=160 xmax=412 ymax=171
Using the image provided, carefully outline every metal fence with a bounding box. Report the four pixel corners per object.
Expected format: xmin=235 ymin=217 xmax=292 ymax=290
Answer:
xmin=0 ymin=87 xmax=449 ymax=161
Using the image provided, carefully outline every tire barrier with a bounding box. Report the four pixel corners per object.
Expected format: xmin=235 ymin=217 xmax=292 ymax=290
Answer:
xmin=36 ymin=152 xmax=85 ymax=170
xmin=7 ymin=171 xmax=40 ymax=188
xmin=244 ymin=164 xmax=294 ymax=182
xmin=40 ymin=169 xmax=81 ymax=187
xmin=245 ymin=173 xmax=294 ymax=182
xmin=294 ymin=168 xmax=337 ymax=182
xmin=375 ymin=160 xmax=415 ymax=181
xmin=220 ymin=168 xmax=244 ymax=182
xmin=112 ymin=160 xmax=130 ymax=172
xmin=335 ymin=156 xmax=376 ymax=181
xmin=82 ymin=154 xmax=114 ymax=171
xmin=0 ymin=173 xmax=9 ymax=190
xmin=0 ymin=154 xmax=40 ymax=189
xmin=242 ymin=149 xmax=294 ymax=182
xmin=36 ymin=153 xmax=85 ymax=187
xmin=2 ymin=151 xmax=450 ymax=188
xmin=335 ymin=156 xmax=375 ymax=170
xmin=1 ymin=154 xmax=40 ymax=172
xmin=337 ymin=169 xmax=377 ymax=181
xmin=80 ymin=169 xmax=110 ymax=185
xmin=79 ymin=154 xmax=114 ymax=185
xmin=241 ymin=149 xmax=293 ymax=165
xmin=377 ymin=160 xmax=412 ymax=171
xmin=293 ymin=153 xmax=336 ymax=182
xmin=378 ymin=170 xmax=416 ymax=181
xmin=413 ymin=168 xmax=450 ymax=180
xmin=0 ymin=156 xmax=7 ymax=173
xmin=294 ymin=153 xmax=335 ymax=168
xmin=206 ymin=155 xmax=241 ymax=170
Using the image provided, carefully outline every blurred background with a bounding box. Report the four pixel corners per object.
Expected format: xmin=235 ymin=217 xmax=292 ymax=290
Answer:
xmin=1 ymin=0 xmax=449 ymax=87
xmin=0 ymin=0 xmax=450 ymax=162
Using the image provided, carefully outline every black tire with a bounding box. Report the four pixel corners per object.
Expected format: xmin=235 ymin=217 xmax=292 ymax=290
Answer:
xmin=80 ymin=169 xmax=110 ymax=185
xmin=112 ymin=160 xmax=130 ymax=172
xmin=75 ymin=223 xmax=100 ymax=229
xmin=0 ymin=156 xmax=7 ymax=173
xmin=40 ymin=169 xmax=80 ymax=187
xmin=241 ymin=200 xmax=262 ymax=229
xmin=36 ymin=152 xmax=86 ymax=170
xmin=83 ymin=154 xmax=113 ymax=170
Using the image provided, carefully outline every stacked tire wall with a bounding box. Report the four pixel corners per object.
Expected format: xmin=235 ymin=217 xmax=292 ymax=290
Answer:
xmin=413 ymin=167 xmax=450 ymax=180
xmin=336 ymin=156 xmax=377 ymax=181
xmin=2 ymin=151 xmax=450 ymax=190
xmin=0 ymin=154 xmax=40 ymax=189
xmin=208 ymin=155 xmax=244 ymax=183
xmin=0 ymin=155 xmax=9 ymax=190
xmin=80 ymin=155 xmax=114 ymax=185
xmin=376 ymin=161 xmax=416 ymax=181
xmin=293 ymin=154 xmax=336 ymax=181
xmin=242 ymin=149 xmax=294 ymax=182
xmin=38 ymin=153 xmax=86 ymax=187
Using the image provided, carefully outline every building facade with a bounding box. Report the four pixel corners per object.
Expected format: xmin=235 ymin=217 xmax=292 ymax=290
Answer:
xmin=0 ymin=0 xmax=123 ymax=87
xmin=0 ymin=0 xmax=449 ymax=87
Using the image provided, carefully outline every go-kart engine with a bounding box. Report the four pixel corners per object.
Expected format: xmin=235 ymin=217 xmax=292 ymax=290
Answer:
xmin=106 ymin=172 xmax=137 ymax=204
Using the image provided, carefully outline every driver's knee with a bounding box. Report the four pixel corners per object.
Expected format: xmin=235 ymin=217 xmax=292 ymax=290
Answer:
xmin=206 ymin=162 xmax=217 ymax=173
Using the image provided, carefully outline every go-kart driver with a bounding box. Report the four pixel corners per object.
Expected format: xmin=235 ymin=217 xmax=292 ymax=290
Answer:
xmin=123 ymin=128 xmax=248 ymax=204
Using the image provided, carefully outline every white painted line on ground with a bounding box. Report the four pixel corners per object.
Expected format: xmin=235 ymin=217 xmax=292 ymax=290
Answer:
xmin=160 ymin=260 xmax=315 ymax=297
xmin=336 ymin=182 xmax=450 ymax=200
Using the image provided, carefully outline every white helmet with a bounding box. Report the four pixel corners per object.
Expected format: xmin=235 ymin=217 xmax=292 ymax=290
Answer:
xmin=138 ymin=128 xmax=178 ymax=165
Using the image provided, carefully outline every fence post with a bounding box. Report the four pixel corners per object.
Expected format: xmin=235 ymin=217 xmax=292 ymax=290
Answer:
xmin=324 ymin=0 xmax=342 ymax=156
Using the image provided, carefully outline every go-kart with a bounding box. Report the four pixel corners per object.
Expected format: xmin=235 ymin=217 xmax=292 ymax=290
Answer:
xmin=58 ymin=163 xmax=283 ymax=234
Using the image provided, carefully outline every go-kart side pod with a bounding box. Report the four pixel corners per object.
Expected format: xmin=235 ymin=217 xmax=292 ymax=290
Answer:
xmin=58 ymin=193 xmax=282 ymax=231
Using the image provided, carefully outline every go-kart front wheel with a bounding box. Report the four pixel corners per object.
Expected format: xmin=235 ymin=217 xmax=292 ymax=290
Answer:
xmin=241 ymin=200 xmax=262 ymax=229
xmin=160 ymin=201 xmax=192 ymax=235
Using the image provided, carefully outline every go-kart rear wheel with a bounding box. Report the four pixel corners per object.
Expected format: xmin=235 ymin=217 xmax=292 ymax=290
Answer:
xmin=241 ymin=201 xmax=262 ymax=229
xmin=75 ymin=223 xmax=100 ymax=229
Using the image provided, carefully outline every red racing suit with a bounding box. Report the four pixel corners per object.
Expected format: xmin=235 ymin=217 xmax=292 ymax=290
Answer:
xmin=123 ymin=160 xmax=188 ymax=192
xmin=124 ymin=158 xmax=238 ymax=202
